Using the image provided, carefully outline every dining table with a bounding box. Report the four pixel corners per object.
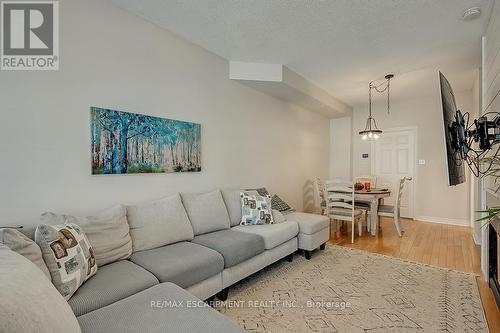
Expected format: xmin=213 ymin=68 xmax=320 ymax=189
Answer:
xmin=326 ymin=187 xmax=392 ymax=236
xmin=354 ymin=188 xmax=391 ymax=236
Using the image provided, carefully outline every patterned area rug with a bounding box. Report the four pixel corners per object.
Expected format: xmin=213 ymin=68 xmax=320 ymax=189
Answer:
xmin=217 ymin=245 xmax=489 ymax=332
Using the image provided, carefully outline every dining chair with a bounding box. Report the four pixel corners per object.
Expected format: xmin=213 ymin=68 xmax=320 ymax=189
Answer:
xmin=353 ymin=201 xmax=370 ymax=233
xmin=313 ymin=178 xmax=327 ymax=215
xmin=368 ymin=177 xmax=412 ymax=236
xmin=326 ymin=179 xmax=363 ymax=243
xmin=337 ymin=177 xmax=370 ymax=232
xmin=354 ymin=175 xmax=378 ymax=208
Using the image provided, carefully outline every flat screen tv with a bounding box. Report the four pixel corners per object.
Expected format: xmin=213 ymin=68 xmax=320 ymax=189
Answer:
xmin=439 ymin=71 xmax=465 ymax=186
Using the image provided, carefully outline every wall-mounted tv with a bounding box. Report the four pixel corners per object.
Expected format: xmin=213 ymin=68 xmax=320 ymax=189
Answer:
xmin=439 ymin=71 xmax=466 ymax=186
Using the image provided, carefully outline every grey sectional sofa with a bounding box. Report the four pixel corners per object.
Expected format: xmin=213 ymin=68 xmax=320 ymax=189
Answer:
xmin=1 ymin=188 xmax=330 ymax=333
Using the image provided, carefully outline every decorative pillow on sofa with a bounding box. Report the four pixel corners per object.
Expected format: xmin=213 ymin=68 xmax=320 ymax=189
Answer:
xmin=127 ymin=194 xmax=194 ymax=252
xmin=35 ymin=222 xmax=97 ymax=300
xmin=271 ymin=194 xmax=296 ymax=214
xmin=245 ymin=187 xmax=270 ymax=196
xmin=41 ymin=206 xmax=133 ymax=267
xmin=240 ymin=192 xmax=274 ymax=225
xmin=181 ymin=189 xmax=231 ymax=235
xmin=0 ymin=228 xmax=51 ymax=280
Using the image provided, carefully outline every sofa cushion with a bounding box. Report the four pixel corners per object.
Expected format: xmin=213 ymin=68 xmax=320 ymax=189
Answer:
xmin=0 ymin=228 xmax=51 ymax=280
xmin=42 ymin=206 xmax=133 ymax=267
xmin=35 ymin=222 xmax=97 ymax=300
xmin=0 ymin=245 xmax=82 ymax=333
xmin=181 ymin=189 xmax=231 ymax=235
xmin=221 ymin=188 xmax=243 ymax=227
xmin=129 ymin=241 xmax=224 ymax=288
xmin=286 ymin=212 xmax=330 ymax=234
xmin=192 ymin=230 xmax=265 ymax=268
xmin=68 ymin=260 xmax=159 ymax=316
xmin=240 ymin=192 xmax=274 ymax=225
xmin=232 ymin=221 xmax=299 ymax=250
xmin=127 ymin=194 xmax=194 ymax=252
xmin=77 ymin=283 xmax=244 ymax=333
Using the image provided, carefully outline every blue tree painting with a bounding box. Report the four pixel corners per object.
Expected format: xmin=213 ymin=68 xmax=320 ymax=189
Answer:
xmin=91 ymin=107 xmax=201 ymax=174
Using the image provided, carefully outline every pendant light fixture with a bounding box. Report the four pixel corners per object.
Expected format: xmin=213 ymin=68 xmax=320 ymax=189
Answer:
xmin=359 ymin=74 xmax=394 ymax=140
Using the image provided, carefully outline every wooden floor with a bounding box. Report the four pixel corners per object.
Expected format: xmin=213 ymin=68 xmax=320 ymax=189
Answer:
xmin=329 ymin=216 xmax=500 ymax=331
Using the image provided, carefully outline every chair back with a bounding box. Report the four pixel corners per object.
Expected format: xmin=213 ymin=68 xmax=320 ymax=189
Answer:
xmin=355 ymin=175 xmax=377 ymax=188
xmin=326 ymin=179 xmax=355 ymax=220
xmin=395 ymin=177 xmax=412 ymax=217
xmin=313 ymin=178 xmax=326 ymax=214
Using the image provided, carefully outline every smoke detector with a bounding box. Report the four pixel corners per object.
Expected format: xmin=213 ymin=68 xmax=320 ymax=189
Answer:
xmin=462 ymin=7 xmax=481 ymax=21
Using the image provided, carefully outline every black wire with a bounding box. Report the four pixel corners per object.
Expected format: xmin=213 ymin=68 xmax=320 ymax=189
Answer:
xmin=460 ymin=111 xmax=500 ymax=177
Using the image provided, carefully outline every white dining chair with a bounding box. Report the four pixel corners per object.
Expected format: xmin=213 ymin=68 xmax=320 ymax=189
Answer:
xmin=326 ymin=179 xmax=363 ymax=243
xmin=354 ymin=175 xmax=378 ymax=210
xmin=368 ymin=177 xmax=412 ymax=236
xmin=313 ymin=177 xmax=327 ymax=215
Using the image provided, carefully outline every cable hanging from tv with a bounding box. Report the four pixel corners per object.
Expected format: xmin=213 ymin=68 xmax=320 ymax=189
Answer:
xmin=450 ymin=109 xmax=500 ymax=177
xmin=440 ymin=71 xmax=500 ymax=183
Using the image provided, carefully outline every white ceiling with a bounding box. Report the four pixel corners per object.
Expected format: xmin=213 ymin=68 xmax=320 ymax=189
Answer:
xmin=112 ymin=0 xmax=493 ymax=107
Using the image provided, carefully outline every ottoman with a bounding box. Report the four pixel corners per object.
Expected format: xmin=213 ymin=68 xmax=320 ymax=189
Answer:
xmin=286 ymin=212 xmax=330 ymax=259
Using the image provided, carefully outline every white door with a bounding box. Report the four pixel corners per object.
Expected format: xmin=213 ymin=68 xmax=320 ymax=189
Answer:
xmin=372 ymin=129 xmax=415 ymax=218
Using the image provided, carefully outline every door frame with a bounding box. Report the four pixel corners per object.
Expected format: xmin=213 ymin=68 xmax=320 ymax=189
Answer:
xmin=370 ymin=126 xmax=418 ymax=219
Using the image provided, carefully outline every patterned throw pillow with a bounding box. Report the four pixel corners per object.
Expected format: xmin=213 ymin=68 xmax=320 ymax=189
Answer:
xmin=240 ymin=192 xmax=274 ymax=225
xmin=245 ymin=187 xmax=270 ymax=196
xmin=35 ymin=222 xmax=97 ymax=300
xmin=271 ymin=194 xmax=296 ymax=214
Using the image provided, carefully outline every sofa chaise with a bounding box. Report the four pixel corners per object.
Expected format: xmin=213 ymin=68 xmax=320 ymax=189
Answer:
xmin=1 ymin=188 xmax=330 ymax=333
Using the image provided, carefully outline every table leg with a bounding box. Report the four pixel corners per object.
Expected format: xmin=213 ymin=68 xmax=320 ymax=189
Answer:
xmin=370 ymin=200 xmax=379 ymax=236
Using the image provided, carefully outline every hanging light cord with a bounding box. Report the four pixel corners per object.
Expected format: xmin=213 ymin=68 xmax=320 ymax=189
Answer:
xmin=371 ymin=80 xmax=390 ymax=93
xmin=370 ymin=77 xmax=392 ymax=114
xmin=360 ymin=74 xmax=393 ymax=138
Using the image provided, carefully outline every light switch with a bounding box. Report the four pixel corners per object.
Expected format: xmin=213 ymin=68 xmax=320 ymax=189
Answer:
xmin=418 ymin=159 xmax=426 ymax=165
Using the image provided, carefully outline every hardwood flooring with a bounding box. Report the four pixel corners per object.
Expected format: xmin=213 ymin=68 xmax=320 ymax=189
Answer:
xmin=329 ymin=216 xmax=500 ymax=331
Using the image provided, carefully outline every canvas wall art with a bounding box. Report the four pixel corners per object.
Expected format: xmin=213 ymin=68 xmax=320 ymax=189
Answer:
xmin=91 ymin=107 xmax=201 ymax=174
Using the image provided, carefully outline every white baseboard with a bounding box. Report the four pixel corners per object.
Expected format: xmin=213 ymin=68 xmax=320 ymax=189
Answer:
xmin=414 ymin=215 xmax=470 ymax=226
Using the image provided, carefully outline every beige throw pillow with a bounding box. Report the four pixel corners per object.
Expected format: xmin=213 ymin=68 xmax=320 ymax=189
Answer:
xmin=35 ymin=223 xmax=97 ymax=300
xmin=127 ymin=194 xmax=194 ymax=252
xmin=181 ymin=189 xmax=231 ymax=235
xmin=0 ymin=228 xmax=51 ymax=280
xmin=42 ymin=206 xmax=133 ymax=266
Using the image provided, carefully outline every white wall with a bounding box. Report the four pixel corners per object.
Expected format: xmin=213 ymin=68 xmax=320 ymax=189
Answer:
xmin=0 ymin=0 xmax=329 ymax=227
xmin=471 ymin=69 xmax=481 ymax=244
xmin=329 ymin=117 xmax=352 ymax=179
xmin=352 ymin=89 xmax=473 ymax=225
xmin=481 ymin=0 xmax=500 ymax=278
